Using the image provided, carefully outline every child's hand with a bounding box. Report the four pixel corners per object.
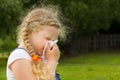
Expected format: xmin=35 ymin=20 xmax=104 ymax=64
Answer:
xmin=45 ymin=44 xmax=60 ymax=65
xmin=45 ymin=44 xmax=60 ymax=74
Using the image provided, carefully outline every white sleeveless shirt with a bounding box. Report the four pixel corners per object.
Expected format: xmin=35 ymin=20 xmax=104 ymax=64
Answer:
xmin=6 ymin=48 xmax=31 ymax=80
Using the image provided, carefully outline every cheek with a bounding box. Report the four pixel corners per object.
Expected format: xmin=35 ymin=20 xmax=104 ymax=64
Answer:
xmin=32 ymin=39 xmax=47 ymax=53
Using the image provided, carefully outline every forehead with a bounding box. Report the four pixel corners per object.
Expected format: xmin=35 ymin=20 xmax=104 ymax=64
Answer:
xmin=36 ymin=26 xmax=60 ymax=38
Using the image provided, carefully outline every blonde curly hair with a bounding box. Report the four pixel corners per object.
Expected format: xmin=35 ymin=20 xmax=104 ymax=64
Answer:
xmin=17 ymin=6 xmax=67 ymax=80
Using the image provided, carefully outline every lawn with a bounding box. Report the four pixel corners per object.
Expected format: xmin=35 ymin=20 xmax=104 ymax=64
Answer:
xmin=57 ymin=50 xmax=120 ymax=80
xmin=0 ymin=58 xmax=7 ymax=80
xmin=1 ymin=50 xmax=120 ymax=80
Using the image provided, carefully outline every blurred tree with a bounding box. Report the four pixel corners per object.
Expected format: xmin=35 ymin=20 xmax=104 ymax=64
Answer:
xmin=1 ymin=0 xmax=120 ymax=52
xmin=61 ymin=0 xmax=112 ymax=36
xmin=110 ymin=0 xmax=120 ymax=22
xmin=0 ymin=0 xmax=24 ymax=51
xmin=108 ymin=0 xmax=120 ymax=34
xmin=0 ymin=0 xmax=24 ymax=38
xmin=18 ymin=0 xmax=112 ymax=35
xmin=1 ymin=0 xmax=120 ymax=38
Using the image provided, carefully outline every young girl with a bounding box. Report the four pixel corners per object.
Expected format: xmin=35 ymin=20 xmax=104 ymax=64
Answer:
xmin=7 ymin=6 xmax=67 ymax=80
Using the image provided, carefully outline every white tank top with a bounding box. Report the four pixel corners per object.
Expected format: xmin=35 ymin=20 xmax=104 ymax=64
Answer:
xmin=6 ymin=48 xmax=31 ymax=80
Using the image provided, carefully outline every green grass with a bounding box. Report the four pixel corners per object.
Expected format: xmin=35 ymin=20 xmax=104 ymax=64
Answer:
xmin=1 ymin=50 xmax=120 ymax=80
xmin=0 ymin=58 xmax=7 ymax=80
xmin=57 ymin=50 xmax=120 ymax=80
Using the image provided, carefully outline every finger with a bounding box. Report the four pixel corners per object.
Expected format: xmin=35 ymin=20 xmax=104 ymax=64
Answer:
xmin=49 ymin=44 xmax=57 ymax=50
xmin=52 ymin=44 xmax=58 ymax=49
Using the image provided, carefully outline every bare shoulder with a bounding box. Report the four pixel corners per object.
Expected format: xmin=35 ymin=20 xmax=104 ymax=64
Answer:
xmin=10 ymin=59 xmax=34 ymax=80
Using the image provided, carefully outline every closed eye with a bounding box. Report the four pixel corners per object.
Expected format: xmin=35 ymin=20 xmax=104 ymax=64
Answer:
xmin=46 ymin=37 xmax=51 ymax=40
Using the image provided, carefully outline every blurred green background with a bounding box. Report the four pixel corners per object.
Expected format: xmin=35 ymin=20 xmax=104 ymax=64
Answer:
xmin=0 ymin=0 xmax=120 ymax=52
xmin=1 ymin=0 xmax=120 ymax=80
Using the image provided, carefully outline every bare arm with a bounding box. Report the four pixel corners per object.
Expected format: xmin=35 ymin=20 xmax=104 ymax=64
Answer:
xmin=10 ymin=59 xmax=35 ymax=80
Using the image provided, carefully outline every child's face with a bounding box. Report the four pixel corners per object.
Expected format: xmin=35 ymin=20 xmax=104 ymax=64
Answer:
xmin=29 ymin=26 xmax=59 ymax=55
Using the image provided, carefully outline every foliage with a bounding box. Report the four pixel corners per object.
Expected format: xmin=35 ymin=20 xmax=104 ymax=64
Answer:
xmin=40 ymin=0 xmax=120 ymax=35
xmin=0 ymin=36 xmax=17 ymax=52
xmin=0 ymin=0 xmax=25 ymax=51
xmin=0 ymin=0 xmax=24 ymax=38
xmin=1 ymin=0 xmax=120 ymax=52
xmin=61 ymin=0 xmax=112 ymax=35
